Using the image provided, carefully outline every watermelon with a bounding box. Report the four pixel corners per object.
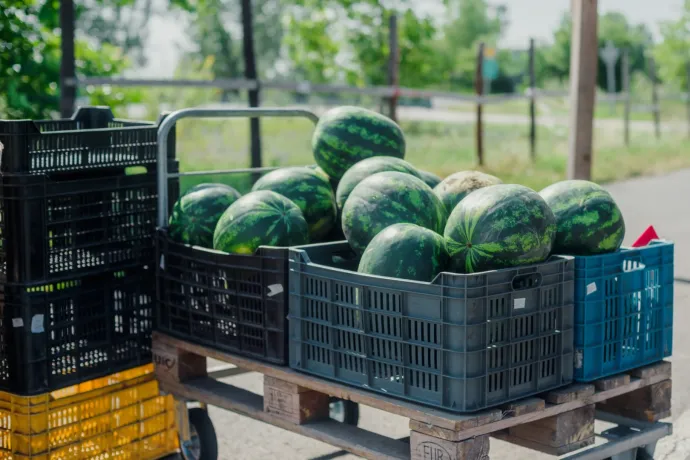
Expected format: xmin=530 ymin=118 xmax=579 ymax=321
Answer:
xmin=168 ymin=185 xmax=242 ymax=248
xmin=312 ymin=106 xmax=406 ymax=181
xmin=213 ymin=190 xmax=309 ymax=254
xmin=444 ymin=184 xmax=556 ymax=273
xmin=251 ymin=166 xmax=337 ymax=241
xmin=418 ymin=170 xmax=442 ymax=188
xmin=358 ymin=223 xmax=448 ymax=282
xmin=336 ymin=156 xmax=421 ymax=209
xmin=539 ymin=180 xmax=625 ymax=255
xmin=434 ymin=171 xmax=503 ymax=213
xmin=342 ymin=171 xmax=448 ymax=255
xmin=307 ymin=164 xmax=339 ymax=191
xmin=182 ymin=182 xmax=237 ymax=196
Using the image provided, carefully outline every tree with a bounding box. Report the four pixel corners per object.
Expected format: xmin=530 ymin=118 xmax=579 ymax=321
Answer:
xmin=543 ymin=11 xmax=653 ymax=92
xmin=1 ymin=0 xmax=127 ymax=119
xmin=654 ymin=0 xmax=690 ymax=90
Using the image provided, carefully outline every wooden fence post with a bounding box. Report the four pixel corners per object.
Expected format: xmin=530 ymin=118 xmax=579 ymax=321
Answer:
xmin=387 ymin=13 xmax=400 ymax=122
xmin=567 ymin=0 xmax=599 ymax=181
xmin=685 ymin=62 xmax=690 ymax=138
xmin=59 ymin=0 xmax=76 ymax=118
xmin=647 ymin=55 xmax=661 ymax=140
xmin=622 ymin=49 xmax=631 ymax=146
xmin=241 ymin=0 xmax=262 ymax=172
xmin=475 ymin=43 xmax=485 ymax=166
xmin=529 ymin=38 xmax=537 ymax=160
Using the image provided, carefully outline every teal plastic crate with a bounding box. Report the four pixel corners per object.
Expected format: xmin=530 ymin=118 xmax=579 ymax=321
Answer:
xmin=288 ymin=242 xmax=575 ymax=413
xmin=573 ymin=240 xmax=674 ymax=382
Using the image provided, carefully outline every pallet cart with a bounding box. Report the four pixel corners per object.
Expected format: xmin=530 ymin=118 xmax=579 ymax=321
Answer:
xmin=155 ymin=108 xmax=673 ymax=460
xmin=156 ymin=107 xmax=360 ymax=460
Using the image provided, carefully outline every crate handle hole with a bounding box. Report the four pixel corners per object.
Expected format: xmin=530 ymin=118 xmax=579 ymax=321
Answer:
xmin=512 ymin=273 xmax=542 ymax=291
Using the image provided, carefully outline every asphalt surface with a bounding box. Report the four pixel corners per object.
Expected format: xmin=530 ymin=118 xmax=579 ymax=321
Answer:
xmin=203 ymin=169 xmax=690 ymax=460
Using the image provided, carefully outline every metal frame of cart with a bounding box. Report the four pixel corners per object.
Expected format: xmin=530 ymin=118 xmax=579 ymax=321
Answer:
xmin=156 ymin=107 xmax=673 ymax=460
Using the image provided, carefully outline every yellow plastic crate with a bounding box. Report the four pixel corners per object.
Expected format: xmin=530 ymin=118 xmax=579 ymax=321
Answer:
xmin=0 ymin=365 xmax=179 ymax=459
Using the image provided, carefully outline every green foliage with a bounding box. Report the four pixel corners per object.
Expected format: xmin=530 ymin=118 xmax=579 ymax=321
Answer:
xmin=0 ymin=0 xmax=129 ymax=119
xmin=543 ymin=11 xmax=653 ymax=92
xmin=654 ymin=0 xmax=690 ymax=90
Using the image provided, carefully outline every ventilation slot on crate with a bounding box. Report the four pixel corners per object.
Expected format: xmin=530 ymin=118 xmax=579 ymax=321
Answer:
xmin=541 ymin=286 xmax=560 ymax=308
xmin=371 ymin=337 xmax=402 ymax=363
xmin=335 ymin=305 xmax=360 ymax=329
xmin=488 ymin=346 xmax=508 ymax=371
xmin=408 ymin=319 xmax=440 ymax=345
xmin=408 ymin=344 xmax=440 ymax=371
xmin=368 ymin=289 xmax=401 ymax=313
xmin=336 ymin=330 xmax=364 ymax=355
xmin=511 ymin=363 xmax=534 ymax=387
xmin=489 ymin=319 xmax=509 ymax=345
xmin=409 ymin=369 xmax=439 ymax=392
xmin=369 ymin=312 xmax=400 ymax=338
xmin=336 ymin=283 xmax=360 ymax=307
xmin=489 ymin=296 xmax=509 ymax=319
xmin=512 ymin=314 xmax=536 ymax=341
xmin=307 ymin=278 xmax=329 ymax=300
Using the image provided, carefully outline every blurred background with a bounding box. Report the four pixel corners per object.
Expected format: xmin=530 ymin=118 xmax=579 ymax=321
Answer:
xmin=3 ymin=0 xmax=690 ymax=193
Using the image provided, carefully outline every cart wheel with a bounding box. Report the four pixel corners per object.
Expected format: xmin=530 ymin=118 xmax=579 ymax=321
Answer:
xmin=329 ymin=398 xmax=359 ymax=426
xmin=180 ymin=408 xmax=218 ymax=460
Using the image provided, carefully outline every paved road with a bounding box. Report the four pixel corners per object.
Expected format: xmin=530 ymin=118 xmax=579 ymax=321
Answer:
xmin=205 ymin=169 xmax=690 ymax=460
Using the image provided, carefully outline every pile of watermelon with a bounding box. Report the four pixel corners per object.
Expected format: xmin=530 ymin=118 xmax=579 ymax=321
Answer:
xmin=168 ymin=105 xmax=626 ymax=281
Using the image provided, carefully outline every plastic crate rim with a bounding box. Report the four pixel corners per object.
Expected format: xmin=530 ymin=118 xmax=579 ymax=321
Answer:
xmin=290 ymin=243 xmax=574 ymax=288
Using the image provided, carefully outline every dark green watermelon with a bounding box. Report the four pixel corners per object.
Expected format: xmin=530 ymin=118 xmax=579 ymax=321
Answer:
xmin=251 ymin=166 xmax=337 ymax=241
xmin=342 ymin=171 xmax=447 ymax=255
xmin=182 ymin=182 xmax=237 ymax=196
xmin=168 ymin=185 xmax=242 ymax=248
xmin=434 ymin=171 xmax=502 ymax=213
xmin=336 ymin=156 xmax=421 ymax=209
xmin=306 ymin=164 xmax=339 ymax=191
xmin=213 ymin=190 xmax=309 ymax=254
xmin=312 ymin=106 xmax=406 ymax=181
xmin=418 ymin=170 xmax=442 ymax=188
xmin=539 ymin=180 xmax=625 ymax=255
xmin=358 ymin=223 xmax=448 ymax=282
xmin=444 ymin=184 xmax=556 ymax=273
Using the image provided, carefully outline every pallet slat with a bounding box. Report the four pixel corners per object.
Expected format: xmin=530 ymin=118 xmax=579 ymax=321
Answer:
xmin=160 ymin=377 xmax=410 ymax=460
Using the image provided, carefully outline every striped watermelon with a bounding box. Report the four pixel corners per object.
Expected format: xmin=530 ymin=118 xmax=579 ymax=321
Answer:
xmin=168 ymin=184 xmax=241 ymax=248
xmin=182 ymin=182 xmax=237 ymax=196
xmin=418 ymin=170 xmax=442 ymax=188
xmin=434 ymin=171 xmax=502 ymax=213
xmin=251 ymin=167 xmax=337 ymax=241
xmin=335 ymin=156 xmax=421 ymax=209
xmin=539 ymin=180 xmax=625 ymax=255
xmin=312 ymin=106 xmax=406 ymax=181
xmin=342 ymin=171 xmax=447 ymax=255
xmin=213 ymin=190 xmax=309 ymax=254
xmin=358 ymin=223 xmax=448 ymax=282
xmin=444 ymin=184 xmax=556 ymax=273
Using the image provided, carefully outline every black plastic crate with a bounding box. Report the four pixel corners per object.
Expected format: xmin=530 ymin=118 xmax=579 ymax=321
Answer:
xmin=0 ymin=163 xmax=180 ymax=284
xmin=0 ymin=106 xmax=176 ymax=176
xmin=289 ymin=242 xmax=575 ymax=412
xmin=156 ymin=229 xmax=290 ymax=364
xmin=0 ymin=267 xmax=155 ymax=395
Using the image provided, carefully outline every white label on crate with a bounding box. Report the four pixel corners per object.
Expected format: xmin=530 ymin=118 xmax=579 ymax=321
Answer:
xmin=267 ymin=284 xmax=284 ymax=297
xmin=12 ymin=318 xmax=23 ymax=328
xmin=31 ymin=314 xmax=44 ymax=333
xmin=514 ymin=298 xmax=526 ymax=309
xmin=575 ymin=349 xmax=583 ymax=369
xmin=159 ymin=254 xmax=165 ymax=270
xmin=586 ymin=282 xmax=597 ymax=295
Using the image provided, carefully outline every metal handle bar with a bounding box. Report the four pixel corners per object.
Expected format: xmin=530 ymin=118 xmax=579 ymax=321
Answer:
xmin=156 ymin=107 xmax=320 ymax=226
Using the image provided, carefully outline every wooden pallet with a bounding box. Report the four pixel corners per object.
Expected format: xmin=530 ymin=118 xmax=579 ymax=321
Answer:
xmin=152 ymin=332 xmax=672 ymax=460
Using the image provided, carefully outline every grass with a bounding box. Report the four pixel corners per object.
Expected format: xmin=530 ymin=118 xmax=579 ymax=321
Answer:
xmin=172 ymin=116 xmax=690 ymax=194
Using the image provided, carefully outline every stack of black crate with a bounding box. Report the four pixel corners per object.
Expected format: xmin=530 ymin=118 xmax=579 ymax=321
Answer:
xmin=0 ymin=106 xmax=178 ymax=395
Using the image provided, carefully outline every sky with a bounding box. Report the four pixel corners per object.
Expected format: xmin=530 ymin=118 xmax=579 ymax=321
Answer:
xmin=137 ymin=0 xmax=685 ymax=78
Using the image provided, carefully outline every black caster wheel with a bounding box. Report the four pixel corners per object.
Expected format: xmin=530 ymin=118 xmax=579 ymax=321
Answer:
xmin=329 ymin=398 xmax=360 ymax=426
xmin=180 ymin=407 xmax=218 ymax=460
